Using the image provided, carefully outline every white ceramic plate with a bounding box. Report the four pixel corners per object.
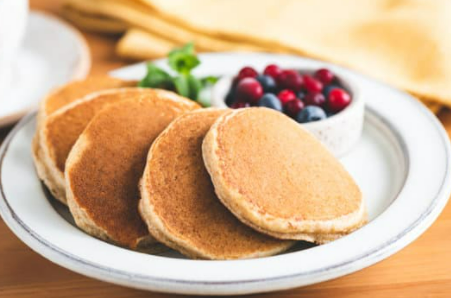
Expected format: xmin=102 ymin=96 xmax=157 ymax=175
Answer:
xmin=0 ymin=11 xmax=90 ymax=127
xmin=1 ymin=53 xmax=450 ymax=295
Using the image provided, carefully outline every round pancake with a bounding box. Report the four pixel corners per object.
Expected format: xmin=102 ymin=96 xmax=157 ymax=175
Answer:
xmin=202 ymin=108 xmax=366 ymax=242
xmin=139 ymin=109 xmax=293 ymax=259
xmin=37 ymin=88 xmax=199 ymax=204
xmin=33 ymin=76 xmax=136 ymax=197
xmin=65 ymin=96 xmax=196 ymax=249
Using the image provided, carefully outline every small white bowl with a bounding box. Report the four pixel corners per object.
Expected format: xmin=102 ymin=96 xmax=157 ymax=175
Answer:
xmin=211 ymin=69 xmax=364 ymax=157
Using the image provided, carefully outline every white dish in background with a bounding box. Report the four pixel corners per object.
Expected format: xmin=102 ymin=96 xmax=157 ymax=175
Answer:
xmin=1 ymin=53 xmax=450 ymax=295
xmin=0 ymin=0 xmax=28 ymax=95
xmin=211 ymin=70 xmax=364 ymax=157
xmin=0 ymin=11 xmax=90 ymax=128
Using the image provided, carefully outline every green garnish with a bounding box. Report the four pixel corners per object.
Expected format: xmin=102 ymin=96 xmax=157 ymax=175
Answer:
xmin=168 ymin=43 xmax=199 ymax=74
xmin=138 ymin=43 xmax=218 ymax=106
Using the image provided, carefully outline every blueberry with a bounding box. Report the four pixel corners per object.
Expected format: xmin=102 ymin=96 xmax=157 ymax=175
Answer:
xmin=296 ymin=106 xmax=327 ymax=123
xmin=322 ymin=84 xmax=340 ymax=97
xmin=256 ymin=75 xmax=277 ymax=93
xmin=257 ymin=93 xmax=282 ymax=111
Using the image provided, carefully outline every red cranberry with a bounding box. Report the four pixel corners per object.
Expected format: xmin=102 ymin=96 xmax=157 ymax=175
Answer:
xmin=263 ymin=64 xmax=283 ymax=80
xmin=328 ymin=88 xmax=351 ymax=112
xmin=237 ymin=66 xmax=258 ymax=81
xmin=314 ymin=68 xmax=335 ymax=85
xmin=278 ymin=70 xmax=304 ymax=92
xmin=304 ymin=92 xmax=326 ymax=107
xmin=284 ymin=99 xmax=304 ymax=118
xmin=277 ymin=89 xmax=297 ymax=105
xmin=236 ymin=78 xmax=263 ymax=104
xmin=303 ymin=75 xmax=323 ymax=93
xmin=231 ymin=102 xmax=251 ymax=109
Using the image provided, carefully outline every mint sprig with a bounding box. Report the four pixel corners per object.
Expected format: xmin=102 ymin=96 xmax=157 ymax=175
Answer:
xmin=168 ymin=43 xmax=200 ymax=74
xmin=138 ymin=43 xmax=217 ymax=106
xmin=138 ymin=64 xmax=173 ymax=89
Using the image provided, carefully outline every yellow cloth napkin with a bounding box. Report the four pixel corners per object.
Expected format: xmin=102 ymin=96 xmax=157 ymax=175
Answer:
xmin=62 ymin=0 xmax=449 ymax=112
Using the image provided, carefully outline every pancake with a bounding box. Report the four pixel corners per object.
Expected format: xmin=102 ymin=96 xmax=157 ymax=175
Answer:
xmin=37 ymin=88 xmax=199 ymax=204
xmin=33 ymin=76 xmax=136 ymax=195
xmin=202 ymin=108 xmax=367 ymax=242
xmin=65 ymin=96 xmax=197 ymax=249
xmin=37 ymin=76 xmax=136 ymax=124
xmin=139 ymin=109 xmax=293 ymax=259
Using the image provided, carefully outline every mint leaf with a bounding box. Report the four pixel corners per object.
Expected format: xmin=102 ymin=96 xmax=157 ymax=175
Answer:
xmin=173 ymin=76 xmax=190 ymax=98
xmin=168 ymin=42 xmax=200 ymax=74
xmin=138 ymin=63 xmax=173 ymax=89
xmin=139 ymin=43 xmax=218 ymax=106
xmin=187 ymin=74 xmax=202 ymax=101
xmin=172 ymin=74 xmax=204 ymax=102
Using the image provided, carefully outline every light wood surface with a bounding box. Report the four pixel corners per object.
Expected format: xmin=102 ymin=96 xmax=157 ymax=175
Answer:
xmin=0 ymin=1 xmax=450 ymax=297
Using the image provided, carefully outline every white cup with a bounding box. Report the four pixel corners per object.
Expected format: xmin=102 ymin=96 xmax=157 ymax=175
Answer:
xmin=0 ymin=0 xmax=29 ymax=97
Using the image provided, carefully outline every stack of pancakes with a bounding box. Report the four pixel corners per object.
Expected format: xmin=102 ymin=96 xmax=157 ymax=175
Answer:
xmin=33 ymin=77 xmax=367 ymax=260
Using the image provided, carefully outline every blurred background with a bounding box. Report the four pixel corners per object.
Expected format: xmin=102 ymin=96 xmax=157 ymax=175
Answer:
xmin=35 ymin=0 xmax=451 ymax=114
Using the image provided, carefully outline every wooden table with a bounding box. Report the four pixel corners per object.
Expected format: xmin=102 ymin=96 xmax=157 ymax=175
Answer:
xmin=1 ymin=1 xmax=451 ymax=297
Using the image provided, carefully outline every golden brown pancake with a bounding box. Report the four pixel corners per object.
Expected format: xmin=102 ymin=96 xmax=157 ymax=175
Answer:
xmin=202 ymin=108 xmax=366 ymax=242
xmin=37 ymin=76 xmax=136 ymax=124
xmin=139 ymin=109 xmax=293 ymax=259
xmin=36 ymin=88 xmax=199 ymax=204
xmin=33 ymin=76 xmax=136 ymax=196
xmin=65 ymin=96 xmax=198 ymax=249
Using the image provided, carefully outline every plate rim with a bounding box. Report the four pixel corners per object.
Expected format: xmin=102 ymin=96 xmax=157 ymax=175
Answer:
xmin=1 ymin=53 xmax=451 ymax=295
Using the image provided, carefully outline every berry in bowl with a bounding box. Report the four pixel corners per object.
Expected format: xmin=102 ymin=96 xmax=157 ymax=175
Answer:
xmin=212 ymin=65 xmax=364 ymax=157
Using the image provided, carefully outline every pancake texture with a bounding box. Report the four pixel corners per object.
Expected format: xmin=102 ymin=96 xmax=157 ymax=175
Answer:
xmin=202 ymin=108 xmax=366 ymax=242
xmin=37 ymin=76 xmax=136 ymax=124
xmin=65 ymin=96 xmax=197 ymax=249
xmin=139 ymin=109 xmax=293 ymax=259
xmin=33 ymin=76 xmax=136 ymax=196
xmin=36 ymin=88 xmax=198 ymax=204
